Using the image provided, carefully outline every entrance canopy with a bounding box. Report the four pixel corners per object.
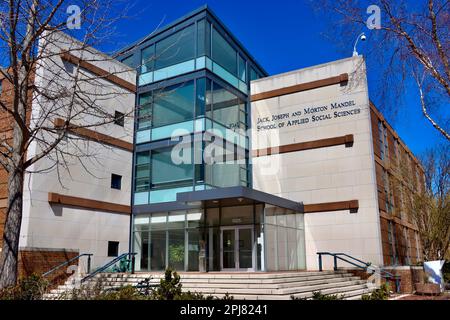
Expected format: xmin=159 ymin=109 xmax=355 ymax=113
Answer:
xmin=177 ymin=186 xmax=304 ymax=212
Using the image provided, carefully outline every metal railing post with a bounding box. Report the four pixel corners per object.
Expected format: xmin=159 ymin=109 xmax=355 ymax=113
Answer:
xmin=318 ymin=253 xmax=323 ymax=271
xmin=131 ymin=255 xmax=135 ymax=274
xmin=87 ymin=254 xmax=91 ymax=274
xmin=333 ymin=255 xmax=338 ymax=271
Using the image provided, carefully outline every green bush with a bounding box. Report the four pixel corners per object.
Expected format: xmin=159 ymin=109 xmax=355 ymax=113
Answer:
xmin=0 ymin=274 xmax=49 ymax=300
xmin=61 ymin=269 xmax=234 ymax=300
xmin=291 ymin=291 xmax=344 ymax=300
xmin=361 ymin=283 xmax=391 ymax=300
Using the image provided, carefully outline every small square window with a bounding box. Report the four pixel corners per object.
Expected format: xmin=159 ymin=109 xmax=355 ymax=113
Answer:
xmin=111 ymin=174 xmax=122 ymax=190
xmin=114 ymin=111 xmax=125 ymax=127
xmin=107 ymin=241 xmax=119 ymax=257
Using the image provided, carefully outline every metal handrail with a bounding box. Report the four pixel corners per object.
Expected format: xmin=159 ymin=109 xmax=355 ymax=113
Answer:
xmin=42 ymin=253 xmax=93 ymax=277
xmin=81 ymin=252 xmax=136 ymax=283
xmin=317 ymin=252 xmax=401 ymax=292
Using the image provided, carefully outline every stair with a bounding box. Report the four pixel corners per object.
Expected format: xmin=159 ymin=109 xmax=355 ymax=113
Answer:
xmin=44 ymin=271 xmax=376 ymax=300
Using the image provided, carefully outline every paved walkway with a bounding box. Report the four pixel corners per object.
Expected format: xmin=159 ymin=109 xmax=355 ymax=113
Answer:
xmin=390 ymin=293 xmax=450 ymax=300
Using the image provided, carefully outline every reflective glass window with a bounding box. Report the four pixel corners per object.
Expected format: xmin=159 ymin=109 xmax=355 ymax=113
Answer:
xmin=141 ymin=45 xmax=154 ymax=73
xmin=151 ymin=147 xmax=193 ymax=186
xmin=155 ymin=24 xmax=195 ymax=70
xmin=212 ymin=28 xmax=237 ymax=75
xmin=153 ymin=81 xmax=195 ymax=128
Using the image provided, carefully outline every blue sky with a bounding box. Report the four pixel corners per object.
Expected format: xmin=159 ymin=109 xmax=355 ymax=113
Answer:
xmin=107 ymin=0 xmax=448 ymax=156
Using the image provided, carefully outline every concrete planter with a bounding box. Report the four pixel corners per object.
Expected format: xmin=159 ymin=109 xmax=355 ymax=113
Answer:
xmin=414 ymin=283 xmax=441 ymax=295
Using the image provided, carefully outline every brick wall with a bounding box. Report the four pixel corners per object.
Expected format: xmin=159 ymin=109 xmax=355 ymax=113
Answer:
xmin=370 ymin=103 xmax=425 ymax=266
xmin=348 ymin=266 xmax=425 ymax=293
xmin=0 ymin=69 xmax=34 ymax=249
xmin=383 ymin=266 xmax=425 ymax=293
xmin=18 ymin=249 xmax=80 ymax=286
xmin=0 ymin=73 xmax=14 ymax=249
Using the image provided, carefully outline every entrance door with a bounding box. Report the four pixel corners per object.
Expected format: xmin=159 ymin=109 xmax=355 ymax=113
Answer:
xmin=220 ymin=226 xmax=254 ymax=271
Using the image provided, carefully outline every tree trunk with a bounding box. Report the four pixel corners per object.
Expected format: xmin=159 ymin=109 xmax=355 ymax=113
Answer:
xmin=0 ymin=65 xmax=27 ymax=289
xmin=0 ymin=167 xmax=24 ymax=289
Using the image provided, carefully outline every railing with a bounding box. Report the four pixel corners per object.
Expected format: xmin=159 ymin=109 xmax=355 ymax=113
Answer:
xmin=81 ymin=252 xmax=136 ymax=283
xmin=42 ymin=253 xmax=93 ymax=277
xmin=317 ymin=252 xmax=401 ymax=293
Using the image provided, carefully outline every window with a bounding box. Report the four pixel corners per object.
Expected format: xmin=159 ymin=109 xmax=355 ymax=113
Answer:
xmin=212 ymin=28 xmax=237 ymax=75
xmin=155 ymin=24 xmax=195 ymax=70
xmin=0 ymin=79 xmax=3 ymax=95
xmin=111 ymin=174 xmax=122 ymax=190
xmin=121 ymin=55 xmax=136 ymax=69
xmin=387 ymin=221 xmax=398 ymax=265
xmin=135 ymin=152 xmax=150 ymax=192
xmin=107 ymin=241 xmax=119 ymax=257
xmin=197 ymin=19 xmax=211 ymax=57
xmin=151 ymin=146 xmax=193 ymax=187
xmin=152 ymin=81 xmax=195 ymax=128
xmin=141 ymin=45 xmax=154 ymax=74
xmin=250 ymin=67 xmax=259 ymax=81
xmin=211 ymin=81 xmax=246 ymax=130
xmin=238 ymin=55 xmax=246 ymax=82
xmin=137 ymin=93 xmax=152 ymax=130
xmin=378 ymin=120 xmax=385 ymax=160
xmin=114 ymin=111 xmax=125 ymax=127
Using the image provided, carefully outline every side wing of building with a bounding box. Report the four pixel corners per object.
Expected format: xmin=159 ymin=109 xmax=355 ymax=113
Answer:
xmin=251 ymin=56 xmax=382 ymax=270
xmin=17 ymin=31 xmax=136 ymax=276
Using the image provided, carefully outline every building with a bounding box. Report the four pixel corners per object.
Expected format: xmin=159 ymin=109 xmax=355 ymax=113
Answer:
xmin=0 ymin=31 xmax=136 ymax=278
xmin=251 ymin=57 xmax=423 ymax=271
xmin=0 ymin=6 xmax=424 ymax=279
xmin=116 ymin=5 xmax=424 ymax=273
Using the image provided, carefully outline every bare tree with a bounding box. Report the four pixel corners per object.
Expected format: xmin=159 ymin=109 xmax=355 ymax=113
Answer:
xmin=314 ymin=0 xmax=449 ymax=140
xmin=403 ymin=143 xmax=450 ymax=261
xmin=0 ymin=0 xmax=139 ymax=288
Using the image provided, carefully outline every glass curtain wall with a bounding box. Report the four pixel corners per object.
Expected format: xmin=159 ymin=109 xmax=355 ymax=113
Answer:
xmin=263 ymin=205 xmax=306 ymax=271
xmin=133 ymin=204 xmax=305 ymax=272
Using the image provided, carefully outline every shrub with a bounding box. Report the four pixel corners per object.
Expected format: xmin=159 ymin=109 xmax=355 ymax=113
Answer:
xmin=291 ymin=291 xmax=344 ymax=300
xmin=57 ymin=268 xmax=234 ymax=300
xmin=361 ymin=283 xmax=391 ymax=300
xmin=0 ymin=274 xmax=49 ymax=300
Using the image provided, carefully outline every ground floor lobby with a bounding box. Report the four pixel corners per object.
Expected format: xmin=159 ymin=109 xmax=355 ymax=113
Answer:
xmin=132 ymin=186 xmax=306 ymax=272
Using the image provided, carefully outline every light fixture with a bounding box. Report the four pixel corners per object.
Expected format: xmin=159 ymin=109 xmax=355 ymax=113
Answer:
xmin=352 ymin=32 xmax=366 ymax=57
xmin=237 ymin=197 xmax=244 ymax=202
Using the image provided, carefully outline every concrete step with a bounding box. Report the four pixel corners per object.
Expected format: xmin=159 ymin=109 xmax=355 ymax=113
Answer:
xmin=92 ymin=270 xmax=343 ymax=280
xmin=177 ymin=276 xmax=361 ymax=290
xmin=84 ymin=273 xmax=355 ymax=286
xmin=181 ymin=280 xmax=367 ymax=296
xmin=43 ymin=271 xmax=376 ymax=300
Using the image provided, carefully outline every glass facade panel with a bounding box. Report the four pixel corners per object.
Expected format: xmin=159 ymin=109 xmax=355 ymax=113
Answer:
xmin=141 ymin=45 xmax=154 ymax=74
xmin=168 ymin=229 xmax=185 ymax=271
xmin=263 ymin=206 xmax=305 ymax=271
xmin=212 ymin=28 xmax=237 ymax=75
xmin=220 ymin=205 xmax=253 ymax=225
xmin=152 ymin=147 xmax=193 ymax=186
xmin=155 ymin=24 xmax=195 ymax=70
xmin=150 ymin=230 xmax=166 ymax=270
xmin=138 ymin=93 xmax=152 ymax=130
xmin=197 ymin=19 xmax=211 ymax=57
xmin=187 ymin=229 xmax=201 ymax=271
xmin=135 ymin=152 xmax=150 ymax=192
xmin=211 ymin=82 xmax=246 ymax=130
xmin=250 ymin=67 xmax=259 ymax=81
xmin=153 ymin=81 xmax=195 ymax=128
xmin=238 ymin=55 xmax=246 ymax=82
xmin=133 ymin=204 xmax=304 ymax=272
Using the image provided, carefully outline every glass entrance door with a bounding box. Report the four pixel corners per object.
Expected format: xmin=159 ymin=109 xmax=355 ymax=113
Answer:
xmin=220 ymin=226 xmax=254 ymax=271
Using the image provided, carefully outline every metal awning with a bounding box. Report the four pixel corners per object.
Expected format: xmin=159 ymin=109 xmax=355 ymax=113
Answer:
xmin=176 ymin=186 xmax=304 ymax=212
